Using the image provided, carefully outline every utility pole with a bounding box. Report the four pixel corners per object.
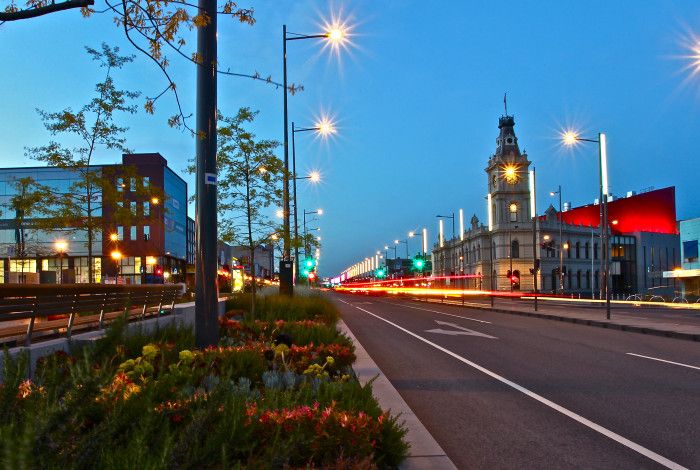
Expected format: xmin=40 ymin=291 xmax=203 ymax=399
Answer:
xmin=194 ymin=0 xmax=219 ymax=348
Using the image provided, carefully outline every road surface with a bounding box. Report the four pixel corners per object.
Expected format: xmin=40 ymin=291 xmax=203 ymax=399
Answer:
xmin=334 ymin=293 xmax=700 ymax=469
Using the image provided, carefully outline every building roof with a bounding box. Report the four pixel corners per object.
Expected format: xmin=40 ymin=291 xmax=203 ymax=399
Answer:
xmin=555 ymin=187 xmax=678 ymax=235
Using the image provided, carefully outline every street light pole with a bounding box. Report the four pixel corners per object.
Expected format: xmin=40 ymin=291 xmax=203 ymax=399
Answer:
xmin=194 ymin=0 xmax=219 ymax=347
xmin=530 ymin=169 xmax=538 ymax=311
xmin=291 ymin=121 xmax=298 ymax=283
xmin=562 ymin=130 xmax=611 ymax=319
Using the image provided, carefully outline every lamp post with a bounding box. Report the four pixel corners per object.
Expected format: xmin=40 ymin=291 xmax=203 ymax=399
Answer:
xmin=436 ymin=213 xmax=455 ymax=240
xmin=530 ymin=169 xmax=538 ymax=311
xmin=291 ymin=120 xmax=331 ymax=283
xmin=550 ymin=185 xmax=564 ymax=292
xmin=395 ymin=239 xmax=409 ymax=259
xmin=54 ymin=240 xmax=68 ymax=284
xmin=562 ymin=130 xmax=611 ymax=319
xmin=111 ymin=249 xmax=123 ymax=284
xmin=282 ymin=23 xmax=347 ymax=296
xmin=302 ymin=209 xmax=322 ymax=261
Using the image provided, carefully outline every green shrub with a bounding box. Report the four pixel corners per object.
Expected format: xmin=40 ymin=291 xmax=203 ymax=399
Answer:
xmin=226 ymin=293 xmax=339 ymax=324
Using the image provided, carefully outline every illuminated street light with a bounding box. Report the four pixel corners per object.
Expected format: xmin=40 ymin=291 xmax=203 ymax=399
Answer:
xmin=560 ymin=128 xmax=611 ymax=319
xmin=146 ymin=256 xmax=157 ymax=265
xmin=151 ymin=197 xmax=160 ymax=205
xmin=291 ymin=115 xmax=335 ymax=282
xmin=54 ymin=240 xmax=68 ymax=284
xmin=543 ymin=234 xmax=551 ymax=241
xmin=282 ymin=17 xmax=351 ymax=295
xmin=109 ymin=233 xmax=119 ymax=242
xmin=111 ymin=250 xmax=123 ymax=261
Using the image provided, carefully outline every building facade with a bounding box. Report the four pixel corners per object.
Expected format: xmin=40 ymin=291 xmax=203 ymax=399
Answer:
xmin=0 ymin=153 xmax=188 ymax=284
xmin=431 ymin=114 xmax=681 ymax=297
xmin=663 ymin=218 xmax=700 ymax=298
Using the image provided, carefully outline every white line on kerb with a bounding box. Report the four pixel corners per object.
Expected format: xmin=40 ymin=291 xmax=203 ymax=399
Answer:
xmin=339 ymin=299 xmax=688 ymax=470
xmin=383 ymin=301 xmax=492 ymax=324
xmin=626 ymin=353 xmax=700 ymax=371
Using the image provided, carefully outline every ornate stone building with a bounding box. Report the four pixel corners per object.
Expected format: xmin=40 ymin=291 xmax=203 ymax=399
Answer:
xmin=431 ymin=114 xmax=681 ymax=297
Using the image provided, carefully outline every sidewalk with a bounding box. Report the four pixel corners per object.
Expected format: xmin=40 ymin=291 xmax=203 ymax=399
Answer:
xmin=419 ymin=297 xmax=700 ymax=342
xmin=338 ymin=320 xmax=457 ymax=470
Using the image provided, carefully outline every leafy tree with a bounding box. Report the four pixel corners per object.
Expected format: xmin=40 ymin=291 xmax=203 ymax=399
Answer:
xmin=215 ymin=107 xmax=282 ymax=313
xmin=25 ymin=43 xmax=158 ymax=283
xmin=0 ymin=0 xmax=301 ymax=133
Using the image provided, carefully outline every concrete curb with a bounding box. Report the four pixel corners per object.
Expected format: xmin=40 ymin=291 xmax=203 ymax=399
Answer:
xmin=416 ymin=298 xmax=700 ymax=342
xmin=337 ymin=319 xmax=457 ymax=470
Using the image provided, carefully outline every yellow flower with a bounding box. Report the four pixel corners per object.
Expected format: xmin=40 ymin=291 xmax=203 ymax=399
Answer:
xmin=142 ymin=344 xmax=159 ymax=360
xmin=179 ymin=350 xmax=195 ymax=363
xmin=274 ymin=344 xmax=289 ymax=356
xmin=325 ymin=356 xmax=335 ymax=366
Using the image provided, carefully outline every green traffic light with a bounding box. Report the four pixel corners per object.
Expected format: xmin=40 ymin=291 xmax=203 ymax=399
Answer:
xmin=376 ymin=268 xmax=386 ymax=278
xmin=413 ymin=258 xmax=425 ymax=269
xmin=304 ymin=258 xmax=315 ymax=269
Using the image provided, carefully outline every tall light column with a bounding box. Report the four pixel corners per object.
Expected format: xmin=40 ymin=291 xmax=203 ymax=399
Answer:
xmin=459 ymin=209 xmax=464 ymax=241
xmin=422 ymin=228 xmax=428 ymax=256
xmin=439 ymin=219 xmax=444 ymax=248
xmin=195 ymin=0 xmax=219 ymax=347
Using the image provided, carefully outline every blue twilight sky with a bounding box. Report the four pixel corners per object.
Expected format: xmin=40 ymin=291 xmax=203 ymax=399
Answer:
xmin=1 ymin=1 xmax=699 ymax=276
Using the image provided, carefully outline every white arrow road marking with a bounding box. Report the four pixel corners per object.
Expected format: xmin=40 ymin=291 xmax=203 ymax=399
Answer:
xmin=425 ymin=320 xmax=497 ymax=339
xmin=338 ymin=299 xmax=688 ymax=470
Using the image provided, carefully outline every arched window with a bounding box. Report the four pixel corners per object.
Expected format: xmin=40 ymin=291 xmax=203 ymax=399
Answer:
xmin=577 ymin=270 xmax=581 ymax=289
xmin=585 ymin=242 xmax=590 ymax=259
xmin=511 ymin=240 xmax=520 ymax=258
xmin=594 ymin=243 xmax=599 ymax=260
xmin=586 ymin=270 xmax=591 ymax=289
xmin=575 ymin=242 xmax=581 ymax=259
xmin=567 ymin=269 xmax=572 ymax=288
xmin=477 ymin=244 xmax=481 ymax=261
xmin=567 ymin=241 xmax=572 ymax=259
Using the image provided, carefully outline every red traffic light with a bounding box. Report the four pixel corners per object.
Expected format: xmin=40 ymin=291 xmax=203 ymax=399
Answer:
xmin=155 ymin=265 xmax=163 ymax=276
xmin=308 ymin=272 xmax=317 ymax=281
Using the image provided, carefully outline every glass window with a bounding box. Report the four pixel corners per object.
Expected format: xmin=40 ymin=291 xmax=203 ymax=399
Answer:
xmin=594 ymin=243 xmax=599 ymax=260
xmin=130 ymin=178 xmax=136 ymax=192
xmin=117 ymin=226 xmax=124 ymax=240
xmin=511 ymin=240 xmax=520 ymax=258
xmin=130 ymin=226 xmax=137 ymax=240
xmin=143 ymin=201 xmax=150 ymax=217
xmin=144 ymin=225 xmax=150 ymax=241
xmin=143 ymin=176 xmax=150 ymax=188
xmin=117 ymin=177 xmax=124 ymax=192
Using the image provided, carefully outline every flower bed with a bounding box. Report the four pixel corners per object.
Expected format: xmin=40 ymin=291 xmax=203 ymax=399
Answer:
xmin=0 ymin=294 xmax=408 ymax=468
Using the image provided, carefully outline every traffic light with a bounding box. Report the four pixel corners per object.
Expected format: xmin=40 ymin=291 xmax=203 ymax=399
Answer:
xmin=307 ymin=271 xmax=317 ymax=281
xmin=375 ymin=267 xmax=386 ymax=278
xmin=506 ymin=269 xmax=512 ymax=278
xmin=510 ymin=272 xmax=520 ymax=289
xmin=303 ymin=257 xmax=316 ymax=269
xmin=412 ymin=256 xmax=425 ymax=271
xmin=155 ymin=265 xmax=163 ymax=276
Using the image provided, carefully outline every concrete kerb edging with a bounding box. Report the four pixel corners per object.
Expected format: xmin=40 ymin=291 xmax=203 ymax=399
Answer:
xmin=337 ymin=319 xmax=457 ymax=470
xmin=1 ymin=299 xmax=228 ymax=381
xmin=412 ymin=297 xmax=700 ymax=342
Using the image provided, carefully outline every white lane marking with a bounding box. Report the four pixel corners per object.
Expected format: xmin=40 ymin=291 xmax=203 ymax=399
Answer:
xmin=626 ymin=353 xmax=700 ymax=371
xmin=384 ymin=301 xmax=492 ymax=324
xmin=339 ymin=299 xmax=688 ymax=470
xmin=426 ymin=320 xmax=498 ymax=339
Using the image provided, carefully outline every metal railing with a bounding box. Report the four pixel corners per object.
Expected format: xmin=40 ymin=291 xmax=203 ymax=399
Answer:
xmin=0 ymin=285 xmax=182 ymax=347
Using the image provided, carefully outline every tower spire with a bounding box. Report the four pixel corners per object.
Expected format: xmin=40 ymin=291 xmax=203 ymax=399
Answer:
xmin=504 ymin=92 xmax=508 ymax=116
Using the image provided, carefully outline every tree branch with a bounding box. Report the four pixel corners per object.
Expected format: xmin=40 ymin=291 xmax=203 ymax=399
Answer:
xmin=0 ymin=0 xmax=94 ymax=20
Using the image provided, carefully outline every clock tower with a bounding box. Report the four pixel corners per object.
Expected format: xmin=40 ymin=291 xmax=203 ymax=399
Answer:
xmin=485 ymin=114 xmax=532 ymax=228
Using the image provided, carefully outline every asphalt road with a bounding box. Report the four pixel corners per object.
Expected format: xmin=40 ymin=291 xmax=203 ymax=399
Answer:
xmin=334 ymin=292 xmax=700 ymax=470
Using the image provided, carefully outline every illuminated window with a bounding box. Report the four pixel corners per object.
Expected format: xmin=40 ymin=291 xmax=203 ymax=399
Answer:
xmin=143 ymin=201 xmax=150 ymax=217
xmin=117 ymin=226 xmax=124 ymax=241
xmin=130 ymin=226 xmax=137 ymax=240
xmin=509 ymin=202 xmax=518 ymax=222
xmin=144 ymin=225 xmax=150 ymax=241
